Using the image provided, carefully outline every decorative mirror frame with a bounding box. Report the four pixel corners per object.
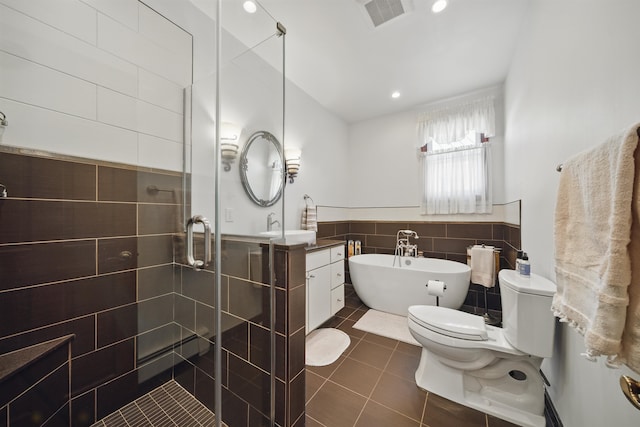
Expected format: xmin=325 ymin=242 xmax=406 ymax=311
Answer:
xmin=239 ymin=130 xmax=285 ymax=207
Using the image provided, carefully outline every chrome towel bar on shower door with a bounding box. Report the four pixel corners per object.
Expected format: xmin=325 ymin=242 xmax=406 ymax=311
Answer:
xmin=186 ymin=215 xmax=211 ymax=270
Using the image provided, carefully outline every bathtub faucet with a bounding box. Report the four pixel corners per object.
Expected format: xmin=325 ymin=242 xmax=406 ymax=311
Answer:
xmin=394 ymin=230 xmax=419 ymax=266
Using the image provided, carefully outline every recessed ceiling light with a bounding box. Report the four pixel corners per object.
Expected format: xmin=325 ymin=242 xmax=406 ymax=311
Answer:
xmin=391 ymin=91 xmax=401 ymax=99
xmin=243 ymin=1 xmax=257 ymax=14
xmin=432 ymin=0 xmax=448 ymax=14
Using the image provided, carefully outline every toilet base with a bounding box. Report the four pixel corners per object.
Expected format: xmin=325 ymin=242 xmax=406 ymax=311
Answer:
xmin=415 ymin=348 xmax=546 ymax=427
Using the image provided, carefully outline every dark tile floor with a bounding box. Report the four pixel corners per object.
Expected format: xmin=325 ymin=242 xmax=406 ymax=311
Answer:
xmin=305 ymin=284 xmax=519 ymax=427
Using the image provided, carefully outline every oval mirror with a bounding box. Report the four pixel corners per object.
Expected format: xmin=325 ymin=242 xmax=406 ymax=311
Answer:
xmin=239 ymin=130 xmax=285 ymax=207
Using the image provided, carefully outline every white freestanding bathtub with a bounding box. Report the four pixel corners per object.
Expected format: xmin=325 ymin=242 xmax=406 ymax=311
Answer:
xmin=349 ymin=254 xmax=471 ymax=316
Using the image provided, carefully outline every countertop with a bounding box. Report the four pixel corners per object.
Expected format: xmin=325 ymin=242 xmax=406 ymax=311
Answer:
xmin=305 ymin=239 xmax=345 ymax=253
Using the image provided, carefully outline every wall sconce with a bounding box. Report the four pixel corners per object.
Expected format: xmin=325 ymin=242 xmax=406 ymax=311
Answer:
xmin=220 ymin=122 xmax=242 ymax=171
xmin=285 ymin=148 xmax=301 ymax=184
xmin=0 ymin=111 xmax=7 ymax=142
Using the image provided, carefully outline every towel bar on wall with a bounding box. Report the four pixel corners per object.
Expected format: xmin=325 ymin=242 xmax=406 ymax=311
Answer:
xmin=556 ymin=127 xmax=640 ymax=172
xmin=620 ymin=375 xmax=640 ymax=411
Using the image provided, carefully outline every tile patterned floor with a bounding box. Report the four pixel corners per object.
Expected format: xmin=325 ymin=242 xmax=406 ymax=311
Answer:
xmin=305 ymin=284 xmax=520 ymax=427
xmin=92 ymin=380 xmax=218 ymax=427
xmin=94 ymin=284 xmax=527 ymax=427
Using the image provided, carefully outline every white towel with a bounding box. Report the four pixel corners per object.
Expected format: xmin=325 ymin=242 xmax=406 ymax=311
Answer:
xmin=553 ymin=123 xmax=640 ymax=369
xmin=301 ymin=205 xmax=317 ymax=232
xmin=622 ymin=132 xmax=640 ymax=374
xmin=470 ymin=245 xmax=495 ymax=288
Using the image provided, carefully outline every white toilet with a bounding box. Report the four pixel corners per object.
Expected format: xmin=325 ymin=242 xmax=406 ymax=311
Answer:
xmin=407 ymin=269 xmax=556 ymax=427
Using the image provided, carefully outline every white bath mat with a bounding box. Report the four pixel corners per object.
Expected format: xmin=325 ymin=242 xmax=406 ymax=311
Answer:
xmin=305 ymin=328 xmax=351 ymax=366
xmin=353 ymin=309 xmax=420 ymax=346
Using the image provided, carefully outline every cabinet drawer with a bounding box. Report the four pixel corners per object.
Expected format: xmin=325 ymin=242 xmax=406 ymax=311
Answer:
xmin=331 ymin=261 xmax=344 ymax=289
xmin=331 ymin=284 xmax=345 ymax=315
xmin=306 ymin=249 xmax=330 ymax=271
xmin=330 ymin=245 xmax=345 ymax=263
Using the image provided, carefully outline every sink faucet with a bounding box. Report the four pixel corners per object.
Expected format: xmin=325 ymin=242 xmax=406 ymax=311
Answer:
xmin=393 ymin=229 xmax=419 ymax=266
xmin=267 ymin=212 xmax=281 ymax=231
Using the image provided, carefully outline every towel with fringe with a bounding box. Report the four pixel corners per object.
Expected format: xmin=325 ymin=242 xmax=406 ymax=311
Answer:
xmin=552 ymin=123 xmax=640 ymax=372
xmin=301 ymin=204 xmax=318 ymax=232
xmin=470 ymin=245 xmax=495 ymax=288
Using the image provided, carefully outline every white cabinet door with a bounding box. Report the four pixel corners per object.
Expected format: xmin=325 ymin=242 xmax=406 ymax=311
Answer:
xmin=307 ymin=264 xmax=331 ymax=333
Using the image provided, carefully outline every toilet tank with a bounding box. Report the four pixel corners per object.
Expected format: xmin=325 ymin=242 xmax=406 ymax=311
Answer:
xmin=498 ymin=270 xmax=557 ymax=358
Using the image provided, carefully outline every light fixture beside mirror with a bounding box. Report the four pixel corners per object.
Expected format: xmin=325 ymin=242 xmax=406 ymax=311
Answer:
xmin=220 ymin=122 xmax=243 ymax=171
xmin=285 ymin=148 xmax=301 ymax=183
xmin=0 ymin=111 xmax=7 ymax=142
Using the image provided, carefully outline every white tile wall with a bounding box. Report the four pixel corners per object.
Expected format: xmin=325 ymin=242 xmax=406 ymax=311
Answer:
xmin=0 ymin=0 xmax=97 ymax=44
xmin=97 ymin=13 xmax=192 ymax=88
xmin=0 ymin=0 xmax=193 ymax=171
xmin=0 ymin=98 xmax=138 ymax=165
xmin=138 ymin=69 xmax=184 ymax=113
xmin=0 ymin=3 xmax=138 ymax=96
xmin=97 ymin=87 xmax=138 ymax=130
xmin=138 ymin=3 xmax=192 ymax=59
xmin=138 ymin=134 xmax=183 ymax=171
xmin=0 ymin=52 xmax=97 ymax=120
xmin=136 ymin=101 xmax=183 ymax=143
xmin=81 ymin=0 xmax=139 ymax=31
xmin=97 ymin=87 xmax=183 ymax=142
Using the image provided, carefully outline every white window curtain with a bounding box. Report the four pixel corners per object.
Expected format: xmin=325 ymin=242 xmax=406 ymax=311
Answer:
xmin=417 ymin=97 xmax=495 ymax=215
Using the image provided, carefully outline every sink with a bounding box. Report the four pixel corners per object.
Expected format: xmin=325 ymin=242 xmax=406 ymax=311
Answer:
xmin=259 ymin=229 xmax=316 ymax=246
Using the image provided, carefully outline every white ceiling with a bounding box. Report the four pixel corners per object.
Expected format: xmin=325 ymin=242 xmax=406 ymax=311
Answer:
xmin=224 ymin=0 xmax=530 ymax=123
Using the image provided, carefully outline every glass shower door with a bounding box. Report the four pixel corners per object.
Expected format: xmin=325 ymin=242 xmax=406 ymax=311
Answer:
xmin=181 ymin=2 xmax=285 ymax=426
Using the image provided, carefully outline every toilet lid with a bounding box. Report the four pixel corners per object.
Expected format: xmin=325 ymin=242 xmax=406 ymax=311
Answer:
xmin=408 ymin=306 xmax=488 ymax=341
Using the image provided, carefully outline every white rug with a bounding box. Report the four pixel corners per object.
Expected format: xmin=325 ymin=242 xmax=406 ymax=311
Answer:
xmin=353 ymin=309 xmax=420 ymax=346
xmin=305 ymin=328 xmax=351 ymax=366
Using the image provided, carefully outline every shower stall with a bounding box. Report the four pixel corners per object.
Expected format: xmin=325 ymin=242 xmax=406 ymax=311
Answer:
xmin=0 ymin=1 xmax=297 ymax=426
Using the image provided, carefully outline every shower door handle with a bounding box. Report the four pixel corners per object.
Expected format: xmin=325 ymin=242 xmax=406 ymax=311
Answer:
xmin=186 ymin=215 xmax=212 ymax=270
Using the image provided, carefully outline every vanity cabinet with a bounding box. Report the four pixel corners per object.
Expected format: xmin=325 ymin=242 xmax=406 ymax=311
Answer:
xmin=306 ymin=243 xmax=345 ymax=334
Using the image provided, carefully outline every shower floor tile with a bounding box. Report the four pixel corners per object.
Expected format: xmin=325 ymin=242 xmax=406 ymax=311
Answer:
xmin=306 ymin=284 xmax=521 ymax=427
xmin=91 ymin=380 xmax=219 ymax=427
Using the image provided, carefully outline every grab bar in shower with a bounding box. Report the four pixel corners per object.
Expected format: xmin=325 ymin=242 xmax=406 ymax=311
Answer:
xmin=186 ymin=215 xmax=211 ymax=271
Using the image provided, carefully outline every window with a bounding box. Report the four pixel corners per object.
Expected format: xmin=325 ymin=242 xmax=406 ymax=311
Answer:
xmin=417 ymin=97 xmax=495 ymax=215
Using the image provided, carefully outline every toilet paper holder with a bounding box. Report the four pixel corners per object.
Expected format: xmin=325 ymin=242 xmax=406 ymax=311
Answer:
xmin=426 ymin=280 xmax=447 ymax=306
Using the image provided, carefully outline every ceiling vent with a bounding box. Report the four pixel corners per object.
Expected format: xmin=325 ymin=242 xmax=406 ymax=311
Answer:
xmin=357 ymin=0 xmax=414 ymax=28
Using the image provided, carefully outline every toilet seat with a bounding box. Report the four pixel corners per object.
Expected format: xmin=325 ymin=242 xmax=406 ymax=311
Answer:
xmin=408 ymin=305 xmax=524 ymax=355
xmin=408 ymin=305 xmax=488 ymax=341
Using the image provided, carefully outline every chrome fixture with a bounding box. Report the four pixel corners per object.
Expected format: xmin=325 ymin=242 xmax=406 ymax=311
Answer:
xmin=146 ymin=185 xmax=174 ymax=195
xmin=0 ymin=183 xmax=7 ymax=198
xmin=186 ymin=215 xmax=211 ymax=271
xmin=267 ymin=212 xmax=281 ymax=232
xmin=620 ymin=375 xmax=640 ymax=411
xmin=0 ymin=111 xmax=7 ymax=141
xmin=285 ymin=148 xmax=301 ymax=184
xmin=393 ymin=229 xmax=419 ymax=266
xmin=276 ymin=22 xmax=286 ymax=37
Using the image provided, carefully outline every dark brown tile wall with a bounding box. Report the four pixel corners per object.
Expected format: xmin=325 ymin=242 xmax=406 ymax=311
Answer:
xmin=0 ymin=150 xmax=181 ymax=426
xmin=172 ymin=239 xmax=306 ymax=427
xmin=318 ymin=220 xmax=521 ymax=318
